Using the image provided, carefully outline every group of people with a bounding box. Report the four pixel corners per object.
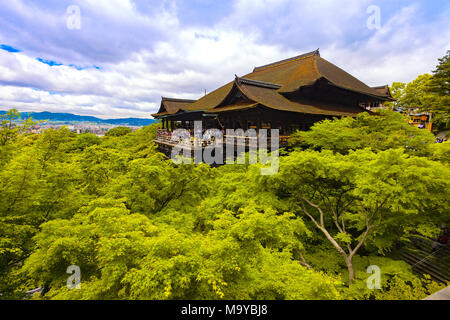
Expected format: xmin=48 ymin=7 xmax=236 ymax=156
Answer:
xmin=157 ymin=128 xmax=225 ymax=146
xmin=157 ymin=129 xmax=172 ymax=140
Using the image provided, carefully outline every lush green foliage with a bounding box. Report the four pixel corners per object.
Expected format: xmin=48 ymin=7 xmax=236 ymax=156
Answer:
xmin=0 ymin=110 xmax=448 ymax=300
xmin=427 ymin=51 xmax=450 ymax=112
xmin=290 ymin=110 xmax=435 ymax=155
xmin=385 ymin=52 xmax=450 ymax=131
xmin=105 ymin=126 xmax=133 ymax=137
xmin=386 ymin=52 xmax=449 ymax=113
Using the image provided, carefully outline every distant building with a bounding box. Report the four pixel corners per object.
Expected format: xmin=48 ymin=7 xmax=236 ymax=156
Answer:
xmin=407 ymin=111 xmax=433 ymax=131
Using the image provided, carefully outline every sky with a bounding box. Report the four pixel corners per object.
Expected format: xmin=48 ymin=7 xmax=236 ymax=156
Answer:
xmin=0 ymin=0 xmax=449 ymax=119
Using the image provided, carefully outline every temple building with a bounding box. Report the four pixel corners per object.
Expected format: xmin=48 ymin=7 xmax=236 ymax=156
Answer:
xmin=152 ymin=49 xmax=394 ymax=155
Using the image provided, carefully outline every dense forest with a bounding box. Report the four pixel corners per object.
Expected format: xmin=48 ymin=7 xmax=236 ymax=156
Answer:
xmin=0 ymin=51 xmax=448 ymax=301
xmin=0 ymin=106 xmax=449 ymax=300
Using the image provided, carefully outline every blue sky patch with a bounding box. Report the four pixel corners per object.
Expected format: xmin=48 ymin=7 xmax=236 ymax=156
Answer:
xmin=37 ymin=58 xmax=63 ymax=67
xmin=0 ymin=44 xmax=21 ymax=52
xmin=69 ymin=64 xmax=101 ymax=70
xmin=37 ymin=59 xmax=101 ymax=71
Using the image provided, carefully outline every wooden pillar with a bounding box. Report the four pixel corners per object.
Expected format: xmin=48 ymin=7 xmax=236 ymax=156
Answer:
xmin=237 ymin=117 xmax=244 ymax=130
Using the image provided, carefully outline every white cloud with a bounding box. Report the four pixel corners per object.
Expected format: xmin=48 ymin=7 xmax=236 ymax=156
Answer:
xmin=322 ymin=5 xmax=450 ymax=85
xmin=0 ymin=0 xmax=448 ymax=118
xmin=0 ymin=23 xmax=295 ymax=118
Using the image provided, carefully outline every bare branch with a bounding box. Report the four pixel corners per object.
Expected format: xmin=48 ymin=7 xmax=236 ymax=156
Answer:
xmin=294 ymin=249 xmax=312 ymax=269
xmin=300 ymin=197 xmax=349 ymax=258
xmin=300 ymin=201 xmax=321 ymax=229
xmin=350 ymin=224 xmax=377 ymax=259
xmin=301 ymin=197 xmax=325 ymax=228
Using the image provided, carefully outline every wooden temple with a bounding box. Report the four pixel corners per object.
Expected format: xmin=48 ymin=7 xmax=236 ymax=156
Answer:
xmin=152 ymin=49 xmax=394 ymax=156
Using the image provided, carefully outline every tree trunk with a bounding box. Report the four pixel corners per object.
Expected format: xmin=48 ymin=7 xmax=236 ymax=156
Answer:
xmin=345 ymin=257 xmax=355 ymax=285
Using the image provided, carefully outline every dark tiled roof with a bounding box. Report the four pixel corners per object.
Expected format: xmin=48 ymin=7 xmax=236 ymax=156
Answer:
xmin=187 ymin=81 xmax=235 ymax=111
xmin=206 ymin=101 xmax=259 ymax=113
xmin=206 ymin=78 xmax=367 ymax=117
xmin=158 ymin=50 xmax=390 ymax=117
xmin=152 ymin=97 xmax=196 ymax=117
xmin=313 ymin=57 xmax=389 ymax=97
xmin=236 ymin=76 xmax=281 ymax=89
xmin=372 ymin=85 xmax=396 ymax=101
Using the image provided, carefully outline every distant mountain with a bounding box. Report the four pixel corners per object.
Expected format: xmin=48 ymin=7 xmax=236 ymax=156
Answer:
xmin=0 ymin=110 xmax=157 ymax=126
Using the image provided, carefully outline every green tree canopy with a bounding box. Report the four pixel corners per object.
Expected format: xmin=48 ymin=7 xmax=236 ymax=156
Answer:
xmin=1 ymin=109 xmax=448 ymax=300
xmin=264 ymin=148 xmax=450 ymax=285
xmin=22 ymin=199 xmax=342 ymax=300
xmin=290 ymin=110 xmax=435 ymax=155
xmin=427 ymin=51 xmax=450 ymax=112
xmin=105 ymin=126 xmax=133 ymax=137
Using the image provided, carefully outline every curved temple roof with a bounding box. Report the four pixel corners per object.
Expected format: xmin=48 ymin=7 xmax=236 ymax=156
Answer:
xmin=372 ymin=85 xmax=395 ymax=100
xmin=151 ymin=97 xmax=196 ymax=117
xmin=152 ymin=50 xmax=393 ymax=118
xmin=206 ymin=76 xmax=368 ymax=117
